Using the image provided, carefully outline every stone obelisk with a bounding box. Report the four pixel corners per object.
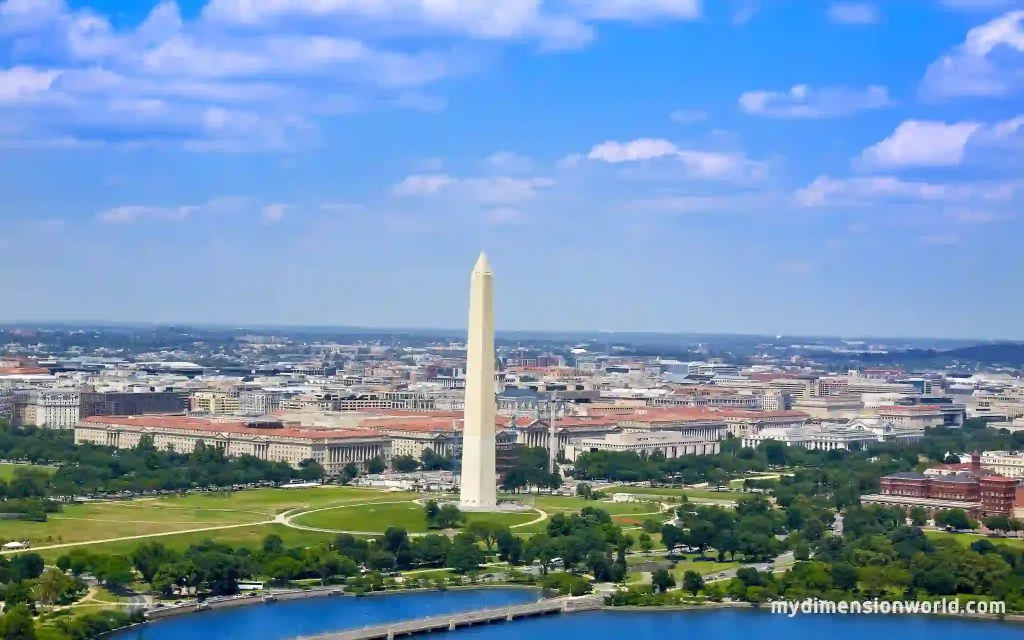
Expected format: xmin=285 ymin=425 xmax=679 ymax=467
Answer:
xmin=459 ymin=252 xmax=497 ymax=508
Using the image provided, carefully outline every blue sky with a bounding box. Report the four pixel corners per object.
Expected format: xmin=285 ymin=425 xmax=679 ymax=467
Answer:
xmin=1 ymin=0 xmax=1023 ymax=339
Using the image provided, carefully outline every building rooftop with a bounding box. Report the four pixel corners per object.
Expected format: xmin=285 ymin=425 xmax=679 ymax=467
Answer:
xmin=80 ymin=415 xmax=378 ymax=441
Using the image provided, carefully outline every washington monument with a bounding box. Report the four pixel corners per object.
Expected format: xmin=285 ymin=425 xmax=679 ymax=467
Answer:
xmin=459 ymin=252 xmax=497 ymax=508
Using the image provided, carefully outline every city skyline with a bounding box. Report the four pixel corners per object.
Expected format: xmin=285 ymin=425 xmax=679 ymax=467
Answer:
xmin=2 ymin=1 xmax=1024 ymax=339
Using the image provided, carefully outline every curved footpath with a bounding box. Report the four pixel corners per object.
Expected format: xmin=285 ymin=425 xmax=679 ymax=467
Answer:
xmin=277 ymin=502 xmax=549 ymax=537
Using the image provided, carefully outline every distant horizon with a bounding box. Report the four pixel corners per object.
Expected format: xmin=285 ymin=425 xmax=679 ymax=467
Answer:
xmin=0 ymin=320 xmax=1014 ymax=346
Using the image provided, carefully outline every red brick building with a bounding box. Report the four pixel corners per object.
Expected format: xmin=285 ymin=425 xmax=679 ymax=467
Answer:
xmin=980 ymin=476 xmax=1019 ymax=516
xmin=869 ymin=470 xmax=1021 ymax=517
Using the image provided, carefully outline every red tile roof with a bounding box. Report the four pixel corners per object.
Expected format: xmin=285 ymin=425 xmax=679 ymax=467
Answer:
xmin=80 ymin=415 xmax=377 ymax=441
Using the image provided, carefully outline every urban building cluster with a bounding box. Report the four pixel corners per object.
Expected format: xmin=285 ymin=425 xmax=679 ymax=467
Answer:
xmin=863 ymin=452 xmax=1024 ymax=519
xmin=1 ymin=318 xmax=1022 ymax=503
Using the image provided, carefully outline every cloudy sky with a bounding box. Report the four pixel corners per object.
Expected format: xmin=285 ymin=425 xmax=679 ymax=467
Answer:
xmin=1 ymin=0 xmax=1023 ymax=339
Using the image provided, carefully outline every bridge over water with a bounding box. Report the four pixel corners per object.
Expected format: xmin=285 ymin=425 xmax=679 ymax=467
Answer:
xmin=297 ymin=595 xmax=603 ymax=640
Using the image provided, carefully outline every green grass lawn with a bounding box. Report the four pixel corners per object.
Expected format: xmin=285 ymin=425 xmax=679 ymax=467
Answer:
xmin=154 ymin=486 xmax=396 ymax=515
xmin=672 ymin=560 xmax=741 ymax=579
xmin=0 ymin=462 xmax=56 ymax=481
xmin=503 ymin=494 xmax=663 ymax=534
xmin=0 ymin=501 xmax=270 ymax=547
xmin=35 ymin=523 xmax=336 ymax=562
xmin=925 ymin=530 xmax=1024 ymax=549
xmin=291 ymin=501 xmax=538 ymax=533
xmin=609 ymin=486 xmax=744 ymax=501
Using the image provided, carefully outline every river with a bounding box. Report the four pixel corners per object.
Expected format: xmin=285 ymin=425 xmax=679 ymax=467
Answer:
xmin=111 ymin=590 xmax=1022 ymax=640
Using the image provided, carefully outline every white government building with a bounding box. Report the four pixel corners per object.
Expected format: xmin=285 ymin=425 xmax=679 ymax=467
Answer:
xmin=741 ymin=418 xmax=924 ymax=451
xmin=563 ymin=430 xmax=721 ymax=462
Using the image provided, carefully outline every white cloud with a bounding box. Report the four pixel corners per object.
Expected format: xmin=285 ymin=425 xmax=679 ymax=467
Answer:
xmin=739 ymin=84 xmax=892 ymax=118
xmin=262 ymin=203 xmax=289 ymax=222
xmin=485 ymin=208 xmax=524 ymax=225
xmin=0 ymin=0 xmax=718 ymax=149
xmin=625 ymin=191 xmax=778 ymax=213
xmin=97 ymin=196 xmax=250 ymax=223
xmin=585 ymin=137 xmax=766 ymax=181
xmin=569 ymin=0 xmax=701 ymax=21
xmin=920 ymin=10 xmax=1024 ymax=99
xmin=201 ymin=0 xmax=702 ymax=50
xmin=669 ymin=109 xmax=707 ymax=123
xmin=588 ymin=138 xmax=679 ymax=163
xmin=0 ymin=66 xmax=62 ymax=104
xmin=392 ymin=174 xmax=457 ymax=196
xmin=795 ymin=175 xmax=1021 ymax=207
xmin=857 ymin=120 xmax=982 ymax=170
xmin=557 ymin=153 xmax=584 ymax=169
xmin=827 ymin=3 xmax=880 ymax=25
xmin=392 ymin=174 xmax=554 ymax=205
xmin=855 ymin=115 xmax=1024 ymax=170
xmin=486 ymin=151 xmax=534 ymax=172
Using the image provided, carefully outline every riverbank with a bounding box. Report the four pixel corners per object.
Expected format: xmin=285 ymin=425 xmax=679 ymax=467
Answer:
xmin=146 ymin=583 xmax=543 ymax=620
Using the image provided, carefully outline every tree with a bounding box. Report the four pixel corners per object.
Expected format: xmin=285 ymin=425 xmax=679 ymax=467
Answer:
xmin=310 ymin=546 xmax=354 ymax=586
xmin=682 ymin=570 xmax=704 ymax=596
xmin=95 ymin=555 xmax=135 ymax=591
xmin=341 ymin=463 xmax=359 ymax=484
xmin=576 ymin=483 xmax=593 ymax=499
xmin=446 ymin=533 xmax=484 ymax=573
xmin=298 ymin=459 xmax=326 ymax=482
xmin=793 ymin=542 xmax=811 ymax=561
xmin=3 ymin=582 xmax=35 ymax=612
xmin=909 ymin=507 xmax=929 ymax=527
xmin=651 ymin=568 xmax=675 ymax=593
xmin=638 ymin=532 xmax=654 ymax=553
xmin=683 ymin=521 xmax=716 ymax=557
xmin=467 ymin=521 xmax=503 ymax=551
xmin=936 ymin=509 xmax=974 ymax=531
xmin=366 ymin=457 xmax=386 ymax=475
xmin=984 ymin=515 xmax=1012 ymax=535
xmin=661 ymin=524 xmax=684 ymax=554
xmin=133 ymin=542 xmax=175 ymax=584
xmin=262 ymin=534 xmax=284 ymax=554
xmin=0 ymin=604 xmax=36 ymax=640
xmin=831 ymin=562 xmax=859 ymax=591
xmin=9 ymin=554 xmax=44 ymax=582
xmin=392 ymin=455 xmax=420 ymax=473
xmin=35 ymin=568 xmax=74 ymax=608
xmin=431 ymin=504 xmax=464 ymax=529
xmin=496 ymin=530 xmax=524 ymax=565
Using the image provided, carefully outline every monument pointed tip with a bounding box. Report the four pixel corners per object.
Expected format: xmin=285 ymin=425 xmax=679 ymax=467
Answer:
xmin=472 ymin=252 xmax=492 ymax=274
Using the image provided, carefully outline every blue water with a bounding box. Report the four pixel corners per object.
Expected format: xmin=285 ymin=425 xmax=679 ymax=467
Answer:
xmin=112 ymin=590 xmax=540 ymax=640
xmin=113 ymin=591 xmax=1023 ymax=640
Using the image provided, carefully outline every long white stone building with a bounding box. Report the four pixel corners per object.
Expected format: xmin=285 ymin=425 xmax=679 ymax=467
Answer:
xmin=741 ymin=418 xmax=924 ymax=451
xmin=74 ymin=415 xmax=390 ymax=474
xmin=563 ymin=430 xmax=721 ymax=462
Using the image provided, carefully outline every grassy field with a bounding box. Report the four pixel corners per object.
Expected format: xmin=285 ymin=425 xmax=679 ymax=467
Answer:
xmin=609 ymin=486 xmax=744 ymax=501
xmin=152 ymin=486 xmax=398 ymax=515
xmin=925 ymin=530 xmax=1024 ymax=549
xmin=35 ymin=524 xmax=336 ymax=562
xmin=0 ymin=462 xmax=57 ymax=481
xmin=3 ymin=486 xmax=396 ymax=551
xmin=507 ymin=494 xmax=665 ymax=534
xmin=673 ymin=560 xmax=741 ymax=578
xmin=291 ymin=501 xmax=538 ymax=533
